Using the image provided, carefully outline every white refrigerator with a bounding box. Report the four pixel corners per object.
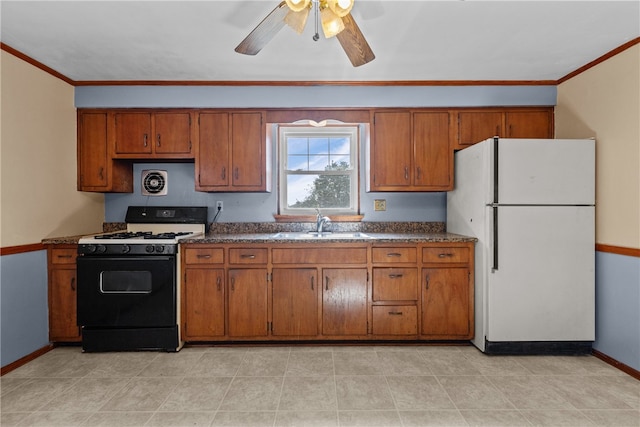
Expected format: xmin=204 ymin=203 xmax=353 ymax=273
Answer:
xmin=447 ymin=138 xmax=595 ymax=354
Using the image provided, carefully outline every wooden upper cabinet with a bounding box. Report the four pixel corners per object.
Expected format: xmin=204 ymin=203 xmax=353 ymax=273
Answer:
xmin=113 ymin=111 xmax=193 ymax=158
xmin=77 ymin=111 xmax=132 ymax=192
xmin=453 ymin=108 xmax=553 ymax=149
xmin=369 ymin=110 xmax=452 ymax=191
xmin=196 ymin=111 xmax=270 ymax=192
xmin=505 ymin=110 xmax=553 ymax=138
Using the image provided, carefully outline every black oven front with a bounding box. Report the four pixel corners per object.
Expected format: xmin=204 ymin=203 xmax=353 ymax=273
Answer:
xmin=77 ymin=250 xmax=179 ymax=352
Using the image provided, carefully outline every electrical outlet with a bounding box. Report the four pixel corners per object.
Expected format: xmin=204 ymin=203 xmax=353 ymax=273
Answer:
xmin=216 ymin=201 xmax=223 ymax=212
xmin=374 ymin=199 xmax=386 ymax=211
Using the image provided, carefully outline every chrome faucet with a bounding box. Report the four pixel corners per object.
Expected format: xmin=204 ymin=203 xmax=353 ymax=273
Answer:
xmin=316 ymin=209 xmax=332 ymax=234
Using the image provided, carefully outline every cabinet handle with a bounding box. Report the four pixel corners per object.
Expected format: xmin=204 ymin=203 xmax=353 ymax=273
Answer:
xmin=404 ymin=166 xmax=409 ymax=181
xmin=416 ymin=166 xmax=422 ymax=180
xmin=156 ymin=134 xmax=161 ymax=147
xmin=388 ymin=274 xmax=404 ymax=279
xmin=425 ymin=275 xmax=430 ymax=290
xmin=325 ymin=276 xmax=329 ymax=291
xmin=196 ymin=254 xmax=212 ymax=259
xmin=438 ymin=253 xmax=454 ymax=258
xmin=387 ymin=252 xmax=402 ymax=257
xmin=231 ymin=277 xmax=235 ymax=291
xmin=98 ymin=167 xmax=104 ymax=180
xmin=234 ymin=168 xmax=239 ymax=180
xmin=496 ymin=125 xmax=501 ymax=136
xmin=240 ymin=254 xmax=256 ymax=259
xmin=216 ymin=276 xmax=221 ymax=292
xmin=310 ymin=276 xmax=314 ymax=290
xmin=388 ymin=311 xmax=403 ymax=316
xmin=221 ymin=167 xmax=226 ymax=180
xmin=70 ymin=277 xmax=76 ymax=291
xmin=143 ymin=134 xmax=148 ymax=147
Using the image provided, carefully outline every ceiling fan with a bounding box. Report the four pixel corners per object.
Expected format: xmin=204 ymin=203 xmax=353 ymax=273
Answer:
xmin=235 ymin=0 xmax=375 ymax=67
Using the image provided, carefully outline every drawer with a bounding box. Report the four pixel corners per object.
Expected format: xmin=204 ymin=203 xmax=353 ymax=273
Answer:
xmin=229 ymin=248 xmax=268 ymax=264
xmin=422 ymin=247 xmax=469 ymax=264
xmin=372 ymin=305 xmax=417 ymax=335
xmin=372 ymin=247 xmax=417 ymax=264
xmin=272 ymin=247 xmax=367 ymax=264
xmin=372 ymin=268 xmax=418 ymax=301
xmin=184 ymin=247 xmax=224 ymax=264
xmin=50 ymin=248 xmax=76 ymax=265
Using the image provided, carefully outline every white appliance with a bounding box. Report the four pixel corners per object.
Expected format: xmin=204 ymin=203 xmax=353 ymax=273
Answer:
xmin=447 ymin=138 xmax=595 ymax=354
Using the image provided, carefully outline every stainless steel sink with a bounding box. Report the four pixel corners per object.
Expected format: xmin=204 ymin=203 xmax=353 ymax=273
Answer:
xmin=270 ymin=232 xmax=375 ymax=240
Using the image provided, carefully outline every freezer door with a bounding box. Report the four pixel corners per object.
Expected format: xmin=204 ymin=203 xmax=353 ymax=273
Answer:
xmin=486 ymin=205 xmax=595 ymax=343
xmin=496 ymin=139 xmax=595 ymax=205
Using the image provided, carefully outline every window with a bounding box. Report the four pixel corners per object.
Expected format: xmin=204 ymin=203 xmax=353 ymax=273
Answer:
xmin=278 ymin=124 xmax=359 ymax=216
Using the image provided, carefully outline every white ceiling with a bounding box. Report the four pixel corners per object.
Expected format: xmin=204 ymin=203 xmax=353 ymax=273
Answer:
xmin=1 ymin=1 xmax=638 ymax=83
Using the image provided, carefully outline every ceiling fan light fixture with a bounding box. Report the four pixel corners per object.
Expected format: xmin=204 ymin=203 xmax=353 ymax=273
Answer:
xmin=284 ymin=7 xmax=310 ymax=34
xmin=327 ymin=0 xmax=354 ymax=17
xmin=320 ymin=6 xmax=345 ymax=38
xmin=285 ymin=0 xmax=311 ymax=13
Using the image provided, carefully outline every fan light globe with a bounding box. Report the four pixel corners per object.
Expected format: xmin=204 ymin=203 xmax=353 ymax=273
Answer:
xmin=285 ymin=0 xmax=311 ymax=12
xmin=320 ymin=6 xmax=345 ymax=38
xmin=327 ymin=0 xmax=353 ymax=17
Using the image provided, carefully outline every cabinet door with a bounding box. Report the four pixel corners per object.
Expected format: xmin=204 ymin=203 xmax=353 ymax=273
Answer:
xmin=49 ymin=268 xmax=80 ymax=341
xmin=228 ymin=269 xmax=268 ymax=337
xmin=231 ymin=112 xmax=264 ymax=189
xmin=184 ymin=268 xmax=225 ymax=339
xmin=272 ymin=268 xmax=318 ymax=336
xmin=114 ymin=113 xmax=152 ymax=154
xmin=422 ymin=268 xmax=470 ymax=337
xmin=78 ymin=112 xmax=109 ymax=189
xmin=371 ymin=112 xmax=412 ymax=189
xmin=505 ymin=111 xmax=552 ymax=138
xmin=457 ymin=111 xmax=503 ymax=147
xmin=322 ymin=268 xmax=367 ymax=336
xmin=413 ymin=112 xmax=452 ymax=189
xmin=197 ymin=112 xmax=230 ymax=189
xmin=154 ymin=112 xmax=192 ymax=155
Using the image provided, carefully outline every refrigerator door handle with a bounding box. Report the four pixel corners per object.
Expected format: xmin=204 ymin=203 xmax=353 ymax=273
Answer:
xmin=492 ymin=205 xmax=499 ymax=271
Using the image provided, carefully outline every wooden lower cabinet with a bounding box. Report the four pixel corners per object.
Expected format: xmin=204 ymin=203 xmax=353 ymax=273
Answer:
xmin=228 ymin=268 xmax=268 ymax=337
xmin=47 ymin=245 xmax=81 ymax=342
xmin=322 ymin=268 xmax=368 ymax=336
xmin=422 ymin=267 xmax=471 ymax=337
xmin=180 ymin=241 xmax=474 ymax=343
xmin=183 ymin=268 xmax=225 ymax=339
xmin=272 ymin=268 xmax=318 ymax=337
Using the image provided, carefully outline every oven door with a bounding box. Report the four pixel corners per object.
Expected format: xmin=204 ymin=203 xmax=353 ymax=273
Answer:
xmin=77 ymin=255 xmax=176 ymax=328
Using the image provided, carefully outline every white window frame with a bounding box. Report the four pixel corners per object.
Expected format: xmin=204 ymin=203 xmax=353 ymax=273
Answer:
xmin=278 ymin=124 xmax=359 ymax=216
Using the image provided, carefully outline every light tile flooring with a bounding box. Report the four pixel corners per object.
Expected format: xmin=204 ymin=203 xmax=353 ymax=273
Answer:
xmin=1 ymin=344 xmax=638 ymax=426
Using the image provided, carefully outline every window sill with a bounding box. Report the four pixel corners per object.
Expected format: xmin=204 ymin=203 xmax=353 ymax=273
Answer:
xmin=274 ymin=215 xmax=364 ymax=223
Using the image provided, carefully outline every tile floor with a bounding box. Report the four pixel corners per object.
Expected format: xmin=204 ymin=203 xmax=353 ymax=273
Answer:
xmin=1 ymin=344 xmax=638 ymax=426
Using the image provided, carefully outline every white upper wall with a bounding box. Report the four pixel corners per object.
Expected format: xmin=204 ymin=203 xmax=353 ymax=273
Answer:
xmin=555 ymin=44 xmax=640 ymax=249
xmin=0 ymin=51 xmax=104 ymax=247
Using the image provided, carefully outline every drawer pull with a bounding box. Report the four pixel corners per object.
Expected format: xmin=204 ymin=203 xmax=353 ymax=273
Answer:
xmin=57 ymin=254 xmax=73 ymax=259
xmin=387 ymin=253 xmax=402 ymax=257
xmin=196 ymin=254 xmax=212 ymax=259
xmin=389 ymin=311 xmax=403 ymax=316
xmin=388 ymin=274 xmax=404 ymax=279
xmin=241 ymin=254 xmax=256 ymax=259
xmin=438 ymin=253 xmax=455 ymax=258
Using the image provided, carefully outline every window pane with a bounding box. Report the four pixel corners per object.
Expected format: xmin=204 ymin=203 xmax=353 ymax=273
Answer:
xmin=309 ymin=138 xmax=329 ymax=154
xmin=330 ymin=137 xmax=350 ymax=154
xmin=287 ymin=155 xmax=309 ymax=171
xmin=328 ymin=155 xmax=351 ymax=170
xmin=287 ymin=138 xmax=308 ymax=155
xmin=309 ymin=154 xmax=330 ymax=170
xmin=287 ymin=174 xmax=351 ymax=209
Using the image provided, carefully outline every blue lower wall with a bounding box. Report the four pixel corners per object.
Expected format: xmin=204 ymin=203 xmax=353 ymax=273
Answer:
xmin=594 ymin=251 xmax=640 ymax=371
xmin=0 ymin=250 xmax=49 ymax=367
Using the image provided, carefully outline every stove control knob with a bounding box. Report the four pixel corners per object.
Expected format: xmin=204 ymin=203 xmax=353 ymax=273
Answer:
xmin=96 ymin=245 xmax=107 ymax=254
xmin=155 ymin=245 xmax=165 ymax=253
xmin=83 ymin=245 xmax=97 ymax=254
xmin=121 ymin=244 xmax=130 ymax=254
xmin=145 ymin=245 xmax=155 ymax=253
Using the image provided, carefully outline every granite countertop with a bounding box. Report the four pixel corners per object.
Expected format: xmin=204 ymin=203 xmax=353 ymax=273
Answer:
xmin=184 ymin=231 xmax=475 ymax=244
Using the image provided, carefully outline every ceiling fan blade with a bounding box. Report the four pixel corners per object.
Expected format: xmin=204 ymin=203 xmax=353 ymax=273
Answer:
xmin=336 ymin=13 xmax=375 ymax=67
xmin=235 ymin=1 xmax=289 ymax=55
